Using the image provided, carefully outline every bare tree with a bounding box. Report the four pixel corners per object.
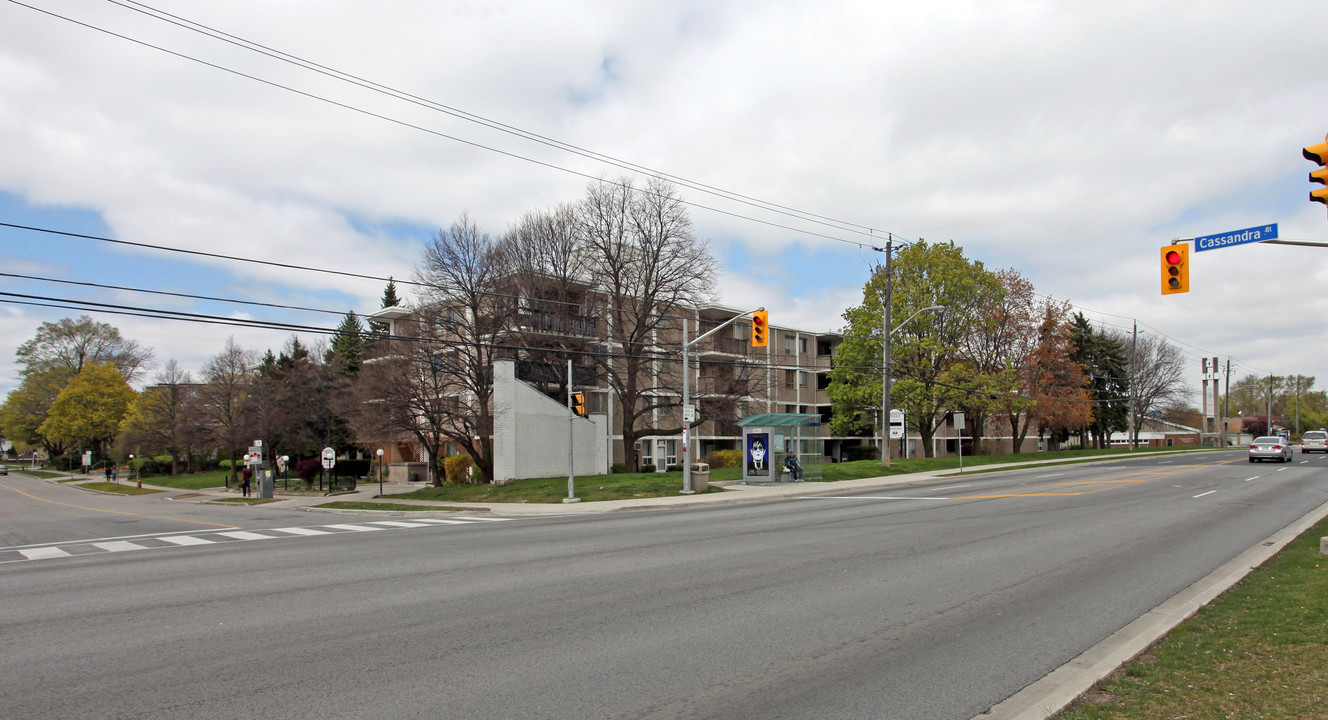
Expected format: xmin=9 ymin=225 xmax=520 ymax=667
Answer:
xmin=117 ymin=359 xmax=202 ymax=475
xmin=403 ymin=213 xmax=515 ymax=483
xmin=200 ymin=337 xmax=255 ymax=485
xmin=576 ymin=176 xmax=717 ymax=463
xmin=16 ymin=315 xmax=154 ymax=383
xmin=1116 ymin=331 xmax=1190 ymax=445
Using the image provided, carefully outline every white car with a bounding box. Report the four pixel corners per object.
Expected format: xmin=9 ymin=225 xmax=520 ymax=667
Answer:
xmin=1249 ymin=436 xmax=1292 ymax=463
xmin=1302 ymin=430 xmax=1328 ymax=454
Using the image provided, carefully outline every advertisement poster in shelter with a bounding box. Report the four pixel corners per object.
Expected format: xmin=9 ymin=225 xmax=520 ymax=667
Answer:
xmin=745 ymin=432 xmax=770 ymax=478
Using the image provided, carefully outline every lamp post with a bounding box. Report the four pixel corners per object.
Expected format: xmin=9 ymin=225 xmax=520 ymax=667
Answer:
xmin=376 ymin=448 xmax=384 ymax=497
xmin=882 ymin=305 xmax=943 ymax=466
xmin=281 ymin=455 xmax=289 ymax=491
xmin=127 ymin=454 xmax=133 ymax=486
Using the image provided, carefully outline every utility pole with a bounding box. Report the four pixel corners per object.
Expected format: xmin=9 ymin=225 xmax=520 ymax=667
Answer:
xmin=881 ymin=236 xmax=893 ymax=466
xmin=1128 ymin=321 xmax=1138 ymax=450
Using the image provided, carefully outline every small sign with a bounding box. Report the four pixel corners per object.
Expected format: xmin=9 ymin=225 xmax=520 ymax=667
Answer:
xmin=1193 ymin=223 xmax=1278 ymax=252
xmin=953 ymin=412 xmax=965 ymax=431
xmin=683 ymin=404 xmax=696 ymax=423
xmin=321 ymin=447 xmax=337 ymax=469
xmin=889 ymin=408 xmax=905 ymax=439
xmin=82 ymin=451 xmax=92 ymax=467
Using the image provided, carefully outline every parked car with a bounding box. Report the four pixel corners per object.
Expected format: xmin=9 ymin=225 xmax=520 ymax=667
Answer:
xmin=1249 ymin=436 xmax=1292 ymax=463
xmin=1301 ymin=430 xmax=1328 ymax=454
xmin=0 ymin=464 xmax=7 ymax=475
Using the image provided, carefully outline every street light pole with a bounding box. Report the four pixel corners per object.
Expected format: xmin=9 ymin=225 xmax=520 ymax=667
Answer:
xmin=682 ymin=307 xmax=764 ymax=493
xmin=882 ymin=303 xmax=943 ymax=467
xmin=376 ymin=448 xmax=384 ymax=497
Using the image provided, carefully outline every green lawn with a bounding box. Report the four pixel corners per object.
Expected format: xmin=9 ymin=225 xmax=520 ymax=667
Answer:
xmin=390 ymin=446 xmax=1204 ymax=504
xmin=1052 ymin=515 xmax=1328 ymax=719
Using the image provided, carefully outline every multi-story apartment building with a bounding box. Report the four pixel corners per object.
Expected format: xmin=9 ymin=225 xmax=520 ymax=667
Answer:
xmin=365 ymin=294 xmax=864 ymax=479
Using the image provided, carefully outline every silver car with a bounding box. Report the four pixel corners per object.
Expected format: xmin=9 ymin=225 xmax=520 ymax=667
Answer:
xmin=1301 ymin=430 xmax=1328 ymax=454
xmin=1249 ymin=436 xmax=1292 ymax=463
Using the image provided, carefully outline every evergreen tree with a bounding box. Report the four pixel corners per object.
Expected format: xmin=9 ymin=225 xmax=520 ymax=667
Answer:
xmin=381 ymin=277 xmax=401 ymax=308
xmin=330 ymin=311 xmax=366 ymax=376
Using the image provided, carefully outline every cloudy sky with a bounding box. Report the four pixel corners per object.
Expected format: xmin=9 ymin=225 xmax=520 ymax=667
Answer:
xmin=2 ymin=0 xmax=1326 ymax=407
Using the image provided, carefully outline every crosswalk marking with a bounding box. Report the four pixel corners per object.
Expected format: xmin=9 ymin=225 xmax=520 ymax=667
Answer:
xmin=19 ymin=546 xmax=70 ymax=560
xmin=92 ymin=541 xmax=147 ymax=552
xmin=216 ymin=530 xmax=276 ymax=541
xmin=158 ymin=535 xmax=216 ymax=546
xmin=2 ymin=515 xmax=514 ymax=565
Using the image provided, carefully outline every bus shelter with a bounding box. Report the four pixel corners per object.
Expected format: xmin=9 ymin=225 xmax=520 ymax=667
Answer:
xmin=734 ymin=413 xmax=824 ymax=483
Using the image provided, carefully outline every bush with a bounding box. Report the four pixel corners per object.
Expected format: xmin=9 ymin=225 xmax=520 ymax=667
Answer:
xmin=295 ymin=458 xmax=322 ymax=484
xmin=640 ymin=464 xmax=656 ymax=473
xmin=844 ymin=445 xmax=879 ymax=462
xmin=444 ymin=454 xmax=473 ymax=484
xmin=667 ymin=464 xmax=682 ymax=472
xmin=705 ymin=449 xmax=741 ymax=469
xmin=611 ymin=463 xmax=628 ymax=474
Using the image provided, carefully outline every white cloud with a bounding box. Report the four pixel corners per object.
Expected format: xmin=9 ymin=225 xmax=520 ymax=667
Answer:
xmin=1 ymin=0 xmax=1327 ymax=401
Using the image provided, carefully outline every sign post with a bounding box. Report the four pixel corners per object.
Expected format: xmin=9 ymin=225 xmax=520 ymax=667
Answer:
xmin=321 ymin=447 xmax=336 ymax=492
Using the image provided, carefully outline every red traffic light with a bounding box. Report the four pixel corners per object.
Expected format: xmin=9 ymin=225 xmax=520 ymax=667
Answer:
xmin=1165 ymin=249 xmax=1182 ymax=265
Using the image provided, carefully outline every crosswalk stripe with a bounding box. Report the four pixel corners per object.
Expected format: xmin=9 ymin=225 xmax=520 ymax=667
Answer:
xmin=215 ymin=531 xmax=276 ymax=541
xmin=410 ymin=518 xmax=473 ymax=525
xmin=20 ymin=546 xmax=71 ymax=560
xmin=366 ymin=520 xmax=430 ymax=528
xmin=157 ymin=535 xmax=215 ymax=546
xmin=269 ymin=527 xmax=333 ymax=536
xmin=91 ymin=541 xmax=147 ymax=552
xmin=320 ymin=523 xmax=382 ymax=532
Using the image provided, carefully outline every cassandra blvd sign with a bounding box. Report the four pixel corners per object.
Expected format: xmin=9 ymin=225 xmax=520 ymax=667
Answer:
xmin=1193 ymin=223 xmax=1278 ymax=252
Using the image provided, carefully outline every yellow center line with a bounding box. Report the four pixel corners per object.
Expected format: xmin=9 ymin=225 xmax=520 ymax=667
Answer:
xmin=0 ymin=481 xmax=240 ymax=529
xmin=956 ymin=461 xmax=1215 ymax=500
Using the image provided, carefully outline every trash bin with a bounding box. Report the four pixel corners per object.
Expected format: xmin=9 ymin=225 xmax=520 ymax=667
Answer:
xmin=690 ymin=462 xmax=710 ymax=493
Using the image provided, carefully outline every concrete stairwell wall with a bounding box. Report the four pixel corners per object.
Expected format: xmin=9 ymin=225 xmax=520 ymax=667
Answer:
xmin=493 ymin=359 xmax=608 ymax=484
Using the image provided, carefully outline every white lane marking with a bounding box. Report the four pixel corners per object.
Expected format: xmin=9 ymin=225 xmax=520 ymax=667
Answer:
xmin=1194 ymin=490 xmax=1217 ymax=498
xmin=1278 ymin=467 xmax=1289 ymax=472
xmin=799 ymin=495 xmax=951 ymax=501
xmin=215 ymin=531 xmax=276 ymax=541
xmin=366 ymin=520 xmax=431 ymax=528
xmin=269 ymin=527 xmax=333 ymax=536
xmin=1244 ymin=476 xmax=1259 ymax=482
xmin=933 ymin=484 xmax=971 ymax=491
xmin=320 ymin=523 xmax=382 ymax=532
xmin=1035 ymin=474 xmax=1064 ymax=479
xmin=92 ymin=541 xmax=147 ymax=552
xmin=19 ymin=546 xmax=70 ymax=560
xmin=157 ymin=535 xmax=215 ymax=546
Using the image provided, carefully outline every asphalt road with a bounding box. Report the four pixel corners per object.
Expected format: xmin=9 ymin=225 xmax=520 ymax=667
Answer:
xmin=2 ymin=451 xmax=1326 ymax=719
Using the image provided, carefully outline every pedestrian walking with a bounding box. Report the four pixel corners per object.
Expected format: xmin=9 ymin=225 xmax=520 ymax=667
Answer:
xmin=241 ymin=466 xmax=252 ymax=497
xmin=104 ymin=464 xmax=111 ymax=482
xmin=110 ymin=465 xmax=118 ymax=483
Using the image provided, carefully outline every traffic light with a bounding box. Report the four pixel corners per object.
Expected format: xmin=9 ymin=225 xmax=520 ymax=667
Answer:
xmin=573 ymin=392 xmax=586 ymax=416
xmin=1304 ymin=133 xmax=1328 ymax=213
xmin=1160 ymin=243 xmax=1189 ymax=295
xmin=751 ymin=310 xmax=768 ymax=347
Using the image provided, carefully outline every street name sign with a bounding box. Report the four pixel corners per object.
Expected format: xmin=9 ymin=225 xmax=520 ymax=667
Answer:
xmin=1193 ymin=223 xmax=1278 ymax=252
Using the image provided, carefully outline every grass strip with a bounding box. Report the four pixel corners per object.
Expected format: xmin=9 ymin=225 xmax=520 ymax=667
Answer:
xmin=1053 ymin=516 xmax=1328 ymax=719
xmin=77 ymin=481 xmax=163 ymax=495
xmin=314 ymin=501 xmax=476 ymax=512
xmin=212 ymin=497 xmax=278 ymax=505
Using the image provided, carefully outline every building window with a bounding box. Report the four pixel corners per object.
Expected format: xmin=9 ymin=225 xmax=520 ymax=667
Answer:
xmin=784 ymin=335 xmax=797 ymax=355
xmin=799 ymin=371 xmax=808 ymax=387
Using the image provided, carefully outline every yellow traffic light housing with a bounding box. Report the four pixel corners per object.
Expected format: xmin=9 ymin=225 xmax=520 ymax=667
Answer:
xmin=573 ymin=392 xmax=586 ymax=417
xmin=1304 ymin=134 xmax=1328 ymax=214
xmin=751 ymin=310 xmax=768 ymax=347
xmin=1160 ymin=243 xmax=1189 ymax=295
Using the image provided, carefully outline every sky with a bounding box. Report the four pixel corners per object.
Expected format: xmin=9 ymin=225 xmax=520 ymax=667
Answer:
xmin=2 ymin=0 xmax=1327 ymax=408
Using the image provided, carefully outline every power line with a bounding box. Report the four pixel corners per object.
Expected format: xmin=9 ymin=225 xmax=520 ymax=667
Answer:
xmin=7 ymin=0 xmax=899 ymax=252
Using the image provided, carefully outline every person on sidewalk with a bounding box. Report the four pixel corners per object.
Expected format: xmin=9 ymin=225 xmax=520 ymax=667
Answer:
xmin=104 ymin=464 xmax=112 ymax=482
xmin=783 ymin=451 xmax=803 ymax=482
xmin=241 ymin=466 xmax=252 ymax=497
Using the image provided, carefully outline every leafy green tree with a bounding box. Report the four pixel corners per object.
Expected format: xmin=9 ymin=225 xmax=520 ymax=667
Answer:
xmin=828 ymin=240 xmax=1001 ymax=457
xmin=0 ymin=366 xmax=75 ymax=457
xmin=39 ymin=363 xmax=135 ymax=460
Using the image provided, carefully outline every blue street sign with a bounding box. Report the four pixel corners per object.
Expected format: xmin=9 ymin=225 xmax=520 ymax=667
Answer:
xmin=1193 ymin=223 xmax=1278 ymax=252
